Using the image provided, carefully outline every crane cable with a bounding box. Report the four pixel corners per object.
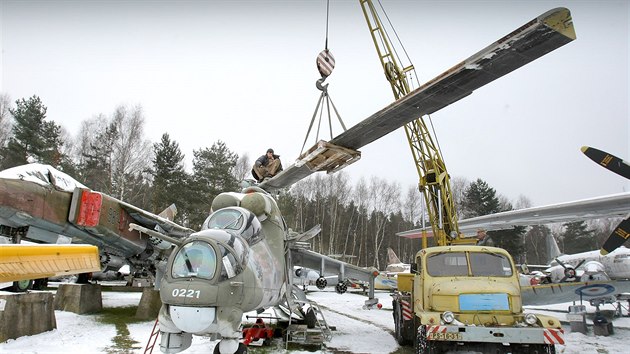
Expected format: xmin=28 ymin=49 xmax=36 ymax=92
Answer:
xmin=376 ymin=0 xmax=447 ymax=168
xmin=301 ymin=0 xmax=347 ymax=156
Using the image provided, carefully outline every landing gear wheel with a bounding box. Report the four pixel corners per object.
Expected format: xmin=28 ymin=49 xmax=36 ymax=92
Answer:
xmin=9 ymin=279 xmax=33 ymax=292
xmin=213 ymin=342 xmax=247 ymax=354
xmin=305 ymin=307 xmax=317 ymax=329
xmin=335 ymin=281 xmax=347 ymax=294
xmin=315 ymin=276 xmax=327 ymax=290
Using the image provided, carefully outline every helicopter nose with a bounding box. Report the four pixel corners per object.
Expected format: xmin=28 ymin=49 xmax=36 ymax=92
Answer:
xmin=170 ymin=306 xmax=216 ymax=333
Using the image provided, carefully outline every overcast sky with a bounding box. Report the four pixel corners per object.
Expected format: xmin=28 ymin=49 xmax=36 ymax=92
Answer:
xmin=0 ymin=0 xmax=628 ymax=207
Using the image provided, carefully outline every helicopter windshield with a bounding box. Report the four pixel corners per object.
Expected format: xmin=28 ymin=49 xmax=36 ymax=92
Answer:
xmin=171 ymin=241 xmax=217 ymax=279
xmin=203 ymin=207 xmax=263 ymax=246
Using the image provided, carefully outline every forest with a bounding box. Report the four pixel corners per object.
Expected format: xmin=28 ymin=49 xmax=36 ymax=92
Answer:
xmin=0 ymin=94 xmax=620 ymax=269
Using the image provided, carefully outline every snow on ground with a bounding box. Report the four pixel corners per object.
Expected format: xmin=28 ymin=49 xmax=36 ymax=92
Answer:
xmin=1 ymin=287 xmax=629 ymax=353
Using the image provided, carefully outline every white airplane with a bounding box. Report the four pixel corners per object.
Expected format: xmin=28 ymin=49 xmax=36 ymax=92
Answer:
xmin=374 ymin=248 xmax=410 ymax=290
xmin=397 ymin=191 xmax=630 ymax=305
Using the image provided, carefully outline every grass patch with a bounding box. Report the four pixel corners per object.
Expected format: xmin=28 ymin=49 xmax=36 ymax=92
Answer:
xmin=95 ymin=306 xmax=145 ymax=354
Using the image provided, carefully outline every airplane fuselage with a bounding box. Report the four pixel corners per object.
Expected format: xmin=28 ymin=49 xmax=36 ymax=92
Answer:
xmin=551 ymin=247 xmax=630 ymax=280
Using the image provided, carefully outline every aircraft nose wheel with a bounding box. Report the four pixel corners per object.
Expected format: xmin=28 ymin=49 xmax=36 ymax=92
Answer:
xmin=335 ymin=282 xmax=347 ymax=294
xmin=315 ymin=276 xmax=327 ymax=290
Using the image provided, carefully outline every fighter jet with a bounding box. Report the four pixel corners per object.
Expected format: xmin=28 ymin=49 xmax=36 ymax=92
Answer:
xmin=0 ymin=163 xmax=195 ymax=286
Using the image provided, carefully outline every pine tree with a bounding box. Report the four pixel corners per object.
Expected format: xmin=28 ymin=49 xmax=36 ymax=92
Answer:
xmin=151 ymin=133 xmax=190 ymax=224
xmin=189 ymin=140 xmax=239 ymax=228
xmin=2 ymin=95 xmax=64 ymax=168
xmin=561 ymin=221 xmax=596 ymax=254
xmin=462 ymin=178 xmax=524 ymax=259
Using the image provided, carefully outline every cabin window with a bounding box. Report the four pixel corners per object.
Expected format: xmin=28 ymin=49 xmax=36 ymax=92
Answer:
xmin=427 ymin=252 xmax=468 ymax=276
xmin=171 ymin=241 xmax=217 ymax=279
xmin=426 ymin=251 xmax=512 ymax=277
xmin=469 ymin=252 xmax=512 ymax=277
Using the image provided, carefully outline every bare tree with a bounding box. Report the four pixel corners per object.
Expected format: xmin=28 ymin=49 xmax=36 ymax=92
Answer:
xmin=0 ymin=93 xmax=13 ymax=148
xmin=111 ymin=105 xmax=152 ymax=201
xmin=402 ymin=185 xmax=421 ymax=225
xmin=368 ymin=176 xmax=400 ymax=269
xmin=327 ymin=172 xmax=350 ymax=256
xmin=514 ymin=194 xmax=532 ymax=210
xmin=233 ymin=153 xmax=251 ymax=181
xmin=450 ymin=175 xmax=469 ymax=219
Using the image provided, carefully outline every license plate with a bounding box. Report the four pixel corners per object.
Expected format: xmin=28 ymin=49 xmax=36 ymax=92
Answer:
xmin=427 ymin=332 xmax=463 ymax=341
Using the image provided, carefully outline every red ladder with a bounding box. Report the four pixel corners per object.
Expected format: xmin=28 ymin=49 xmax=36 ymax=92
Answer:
xmin=144 ymin=317 xmax=160 ymax=354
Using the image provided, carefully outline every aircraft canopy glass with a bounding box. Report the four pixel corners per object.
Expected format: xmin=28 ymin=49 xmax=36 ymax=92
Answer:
xmin=204 ymin=207 xmax=263 ymax=246
xmin=171 ymin=241 xmax=217 ymax=279
xmin=427 ymin=252 xmax=513 ymax=277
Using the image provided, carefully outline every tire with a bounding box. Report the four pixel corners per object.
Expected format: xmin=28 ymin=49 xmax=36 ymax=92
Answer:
xmin=213 ymin=342 xmax=248 ymax=354
xmin=394 ymin=302 xmax=409 ymax=345
xmin=9 ymin=279 xmax=33 ymax=292
xmin=415 ymin=325 xmax=436 ymax=354
xmin=305 ymin=307 xmax=317 ymax=329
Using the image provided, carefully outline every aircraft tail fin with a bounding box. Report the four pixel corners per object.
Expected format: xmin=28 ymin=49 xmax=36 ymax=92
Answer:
xmin=158 ymin=204 xmax=177 ymax=221
xmin=546 ymin=232 xmax=562 ymax=263
xmin=387 ymin=248 xmax=402 ymax=265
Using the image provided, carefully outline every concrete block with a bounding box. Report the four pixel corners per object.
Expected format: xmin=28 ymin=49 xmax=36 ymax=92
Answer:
xmin=136 ymin=288 xmax=162 ymax=320
xmin=54 ymin=283 xmax=102 ymax=314
xmin=0 ymin=291 xmax=56 ymax=342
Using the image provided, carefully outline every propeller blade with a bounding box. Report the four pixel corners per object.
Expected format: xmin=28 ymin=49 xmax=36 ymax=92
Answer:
xmin=600 ymin=217 xmax=630 ymax=255
xmin=555 ymin=258 xmax=567 ymax=268
xmin=581 ymin=146 xmax=630 ymax=180
xmin=575 ymin=259 xmax=586 ymax=269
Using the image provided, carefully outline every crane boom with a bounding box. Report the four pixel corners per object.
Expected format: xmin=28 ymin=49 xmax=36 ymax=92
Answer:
xmin=359 ymin=0 xmax=469 ymax=247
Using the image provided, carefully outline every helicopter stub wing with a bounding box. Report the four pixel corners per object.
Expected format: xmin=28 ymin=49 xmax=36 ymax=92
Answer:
xmin=260 ymin=7 xmax=575 ymax=191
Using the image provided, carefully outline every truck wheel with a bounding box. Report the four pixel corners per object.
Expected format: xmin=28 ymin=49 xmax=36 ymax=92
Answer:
xmin=415 ymin=325 xmax=436 ymax=354
xmin=545 ymin=344 xmax=556 ymax=354
xmin=394 ymin=302 xmax=409 ymax=345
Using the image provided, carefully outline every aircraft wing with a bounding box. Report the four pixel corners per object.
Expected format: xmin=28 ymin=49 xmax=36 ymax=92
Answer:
xmin=261 ymin=7 xmax=575 ymax=191
xmin=458 ymin=192 xmax=630 ymax=234
xmin=397 ymin=192 xmax=630 ymax=238
xmin=522 ymin=280 xmax=630 ymax=306
xmin=289 ymin=247 xmax=378 ymax=298
xmin=0 ymin=244 xmax=100 ymax=282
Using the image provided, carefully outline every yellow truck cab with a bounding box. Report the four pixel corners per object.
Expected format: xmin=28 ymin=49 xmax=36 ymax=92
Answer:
xmin=393 ymin=245 xmax=563 ymax=353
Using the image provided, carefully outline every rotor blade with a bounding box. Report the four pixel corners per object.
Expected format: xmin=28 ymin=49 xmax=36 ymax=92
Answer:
xmin=581 ymin=146 xmax=630 ymax=180
xmin=600 ymin=217 xmax=630 ymax=255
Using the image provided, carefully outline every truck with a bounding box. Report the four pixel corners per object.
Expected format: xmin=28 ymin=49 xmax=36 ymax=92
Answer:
xmin=392 ymin=245 xmax=563 ymax=353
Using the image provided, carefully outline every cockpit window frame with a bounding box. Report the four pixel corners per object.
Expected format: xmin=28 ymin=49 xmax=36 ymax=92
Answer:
xmin=170 ymin=240 xmax=218 ymax=280
xmin=204 ymin=207 xmax=264 ymax=246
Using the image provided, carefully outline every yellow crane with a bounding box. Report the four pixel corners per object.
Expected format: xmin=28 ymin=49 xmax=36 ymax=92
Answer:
xmin=359 ymin=0 xmax=474 ymax=248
